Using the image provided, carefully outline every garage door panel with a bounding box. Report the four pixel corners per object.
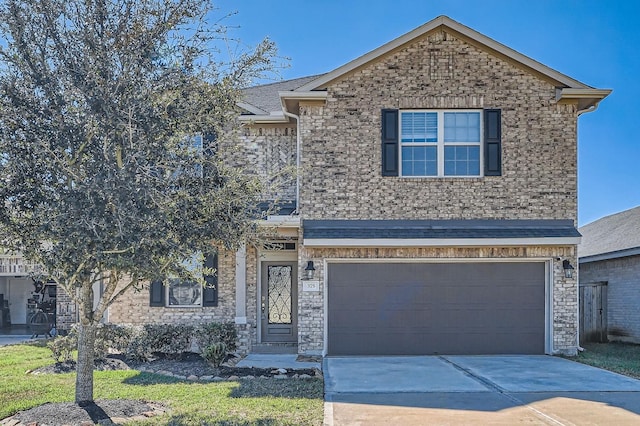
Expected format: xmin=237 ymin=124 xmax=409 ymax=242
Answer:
xmin=328 ymin=262 xmax=545 ymax=355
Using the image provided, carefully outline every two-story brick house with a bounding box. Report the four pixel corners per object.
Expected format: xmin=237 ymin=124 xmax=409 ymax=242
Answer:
xmin=106 ymin=16 xmax=610 ymax=356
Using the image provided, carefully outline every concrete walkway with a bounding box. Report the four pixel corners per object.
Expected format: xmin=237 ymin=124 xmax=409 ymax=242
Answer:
xmin=0 ymin=335 xmax=38 ymax=346
xmin=324 ymin=355 xmax=640 ymax=425
xmin=236 ymin=353 xmax=321 ymax=370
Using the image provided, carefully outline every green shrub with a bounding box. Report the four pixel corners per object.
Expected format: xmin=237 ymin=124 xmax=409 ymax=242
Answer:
xmin=196 ymin=322 xmax=237 ymax=353
xmin=47 ymin=334 xmax=77 ymax=363
xmin=202 ymin=342 xmax=227 ymax=367
xmin=94 ymin=324 xmax=132 ymax=359
xmin=127 ymin=324 xmax=194 ymax=360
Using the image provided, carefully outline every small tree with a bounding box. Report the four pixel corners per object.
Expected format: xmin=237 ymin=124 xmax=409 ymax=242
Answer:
xmin=0 ymin=0 xmax=280 ymax=405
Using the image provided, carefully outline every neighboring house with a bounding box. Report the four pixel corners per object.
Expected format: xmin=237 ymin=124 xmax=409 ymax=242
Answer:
xmin=579 ymin=206 xmax=640 ymax=344
xmin=8 ymin=16 xmax=609 ymax=356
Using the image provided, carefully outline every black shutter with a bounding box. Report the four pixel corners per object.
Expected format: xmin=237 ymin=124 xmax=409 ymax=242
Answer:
xmin=484 ymin=109 xmax=502 ymax=176
xmin=203 ymin=132 xmax=217 ymax=157
xmin=203 ymin=253 xmax=218 ymax=307
xmin=381 ymin=109 xmax=399 ymax=176
xmin=149 ymin=281 xmax=165 ymax=307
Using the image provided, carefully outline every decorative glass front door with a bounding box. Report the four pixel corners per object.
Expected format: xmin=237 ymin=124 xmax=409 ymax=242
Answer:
xmin=261 ymin=261 xmax=297 ymax=342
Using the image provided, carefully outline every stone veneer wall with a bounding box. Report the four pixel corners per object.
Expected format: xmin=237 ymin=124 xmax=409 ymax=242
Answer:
xmin=298 ymin=29 xmax=578 ymax=222
xmin=107 ymin=248 xmax=253 ymax=353
xmin=579 ymin=255 xmax=640 ymax=343
xmin=297 ymin=245 xmax=578 ymax=356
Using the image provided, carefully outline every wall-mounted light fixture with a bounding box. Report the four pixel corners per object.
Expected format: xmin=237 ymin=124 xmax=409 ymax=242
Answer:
xmin=304 ymin=260 xmax=316 ymax=280
xmin=562 ymin=259 xmax=575 ymax=279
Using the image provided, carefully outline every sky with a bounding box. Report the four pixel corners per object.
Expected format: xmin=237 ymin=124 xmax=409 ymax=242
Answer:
xmin=216 ymin=0 xmax=639 ymax=226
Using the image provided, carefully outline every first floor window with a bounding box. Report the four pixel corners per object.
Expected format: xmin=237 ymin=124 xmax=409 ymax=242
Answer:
xmin=149 ymin=252 xmax=218 ymax=308
xmin=168 ymin=278 xmax=202 ymax=307
xmin=400 ymin=110 xmax=482 ymax=177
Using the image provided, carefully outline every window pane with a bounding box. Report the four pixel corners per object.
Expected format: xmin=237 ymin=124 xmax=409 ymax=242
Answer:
xmin=444 ymin=145 xmax=480 ymax=176
xmin=168 ymin=279 xmax=202 ymax=306
xmin=444 ymin=112 xmax=480 ymax=142
xmin=402 ymin=146 xmax=437 ymax=176
xmin=401 ymin=112 xmax=437 ymax=142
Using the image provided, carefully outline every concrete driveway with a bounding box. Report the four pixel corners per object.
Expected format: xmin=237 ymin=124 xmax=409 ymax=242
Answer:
xmin=324 ymin=355 xmax=640 ymax=425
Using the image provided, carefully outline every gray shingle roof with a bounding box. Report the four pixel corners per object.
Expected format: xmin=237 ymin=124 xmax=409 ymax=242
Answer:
xmin=304 ymin=219 xmax=580 ymax=239
xmin=240 ymin=75 xmax=325 ymax=114
xmin=579 ymin=206 xmax=640 ymax=259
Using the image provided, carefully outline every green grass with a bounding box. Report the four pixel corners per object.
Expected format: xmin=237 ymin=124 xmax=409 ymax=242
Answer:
xmin=0 ymin=343 xmax=324 ymax=425
xmin=572 ymin=342 xmax=640 ymax=379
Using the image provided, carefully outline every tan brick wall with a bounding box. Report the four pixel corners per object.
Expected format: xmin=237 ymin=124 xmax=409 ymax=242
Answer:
xmin=298 ymin=29 xmax=578 ymax=222
xmin=298 ymin=245 xmax=578 ymax=356
xmin=55 ymin=286 xmax=77 ymax=332
xmin=107 ymin=248 xmax=254 ymax=353
xmin=223 ymin=124 xmax=297 ymax=204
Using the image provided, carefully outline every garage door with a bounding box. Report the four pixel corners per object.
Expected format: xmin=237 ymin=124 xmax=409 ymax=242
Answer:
xmin=327 ymin=262 xmax=546 ymax=355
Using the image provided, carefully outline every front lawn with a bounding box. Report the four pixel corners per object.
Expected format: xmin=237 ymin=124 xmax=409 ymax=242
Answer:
xmin=572 ymin=342 xmax=640 ymax=379
xmin=0 ymin=343 xmax=324 ymax=425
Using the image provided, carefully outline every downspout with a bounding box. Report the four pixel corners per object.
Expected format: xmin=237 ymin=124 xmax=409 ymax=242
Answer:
xmin=283 ymin=110 xmax=301 ymax=214
xmin=575 ymin=101 xmax=598 ymax=353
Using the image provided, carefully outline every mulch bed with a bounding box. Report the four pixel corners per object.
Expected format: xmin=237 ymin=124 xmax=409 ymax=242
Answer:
xmin=29 ymin=352 xmax=321 ymax=380
xmin=6 ymin=400 xmax=167 ymax=426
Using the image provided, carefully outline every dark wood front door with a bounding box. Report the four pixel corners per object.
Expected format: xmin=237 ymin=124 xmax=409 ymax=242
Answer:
xmin=261 ymin=262 xmax=297 ymax=343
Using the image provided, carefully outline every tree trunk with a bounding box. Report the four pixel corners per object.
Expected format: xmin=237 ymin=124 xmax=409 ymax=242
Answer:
xmin=75 ymin=320 xmax=97 ymax=405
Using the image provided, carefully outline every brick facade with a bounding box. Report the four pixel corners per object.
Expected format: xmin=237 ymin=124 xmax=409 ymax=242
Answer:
xmin=105 ymin=23 xmax=590 ymax=356
xmin=107 ymin=248 xmax=255 ymax=353
xmin=299 ymin=30 xmax=577 ymax=222
xmin=580 ymin=255 xmax=640 ymax=343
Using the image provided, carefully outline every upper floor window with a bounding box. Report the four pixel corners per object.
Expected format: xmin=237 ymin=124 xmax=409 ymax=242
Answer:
xmin=381 ymin=108 xmax=501 ymax=178
xmin=400 ymin=110 xmax=481 ymax=177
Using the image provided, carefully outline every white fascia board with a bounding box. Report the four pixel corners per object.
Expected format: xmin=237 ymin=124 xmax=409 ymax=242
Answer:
xmin=237 ymin=102 xmax=268 ymax=115
xmin=297 ymin=15 xmax=591 ymax=92
xmin=259 ymin=216 xmax=300 ymax=228
xmin=558 ymin=88 xmax=612 ymax=100
xmin=303 ymin=237 xmax=581 ymax=247
xmin=238 ymin=113 xmax=289 ymax=124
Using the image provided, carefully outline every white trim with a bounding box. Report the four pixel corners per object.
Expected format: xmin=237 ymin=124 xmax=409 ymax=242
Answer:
xmin=238 ymin=113 xmax=289 ymax=123
xmin=235 ymin=244 xmax=247 ymax=324
xmin=297 ymin=15 xmax=593 ymax=92
xmin=259 ymin=215 xmax=300 ymax=228
xmin=279 ymin=91 xmax=328 ymax=101
xmin=322 ymin=257 xmax=554 ymax=356
xmin=304 ymin=237 xmax=581 ymax=248
xmin=237 ymin=102 xmax=268 ymax=116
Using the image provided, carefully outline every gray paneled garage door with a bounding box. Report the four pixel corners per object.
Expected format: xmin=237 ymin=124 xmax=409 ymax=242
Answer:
xmin=327 ymin=262 xmax=546 ymax=355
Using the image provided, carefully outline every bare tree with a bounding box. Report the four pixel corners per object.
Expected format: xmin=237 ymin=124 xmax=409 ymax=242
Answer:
xmin=0 ymin=0 xmax=280 ymax=404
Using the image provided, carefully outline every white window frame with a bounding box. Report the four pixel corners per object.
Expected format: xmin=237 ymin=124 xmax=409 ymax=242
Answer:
xmin=399 ymin=109 xmax=484 ymax=178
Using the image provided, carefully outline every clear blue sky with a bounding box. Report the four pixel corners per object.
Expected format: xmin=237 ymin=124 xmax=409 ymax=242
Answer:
xmin=218 ymin=0 xmax=639 ymax=226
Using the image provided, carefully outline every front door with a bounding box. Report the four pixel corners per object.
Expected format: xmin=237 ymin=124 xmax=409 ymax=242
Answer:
xmin=261 ymin=261 xmax=297 ymax=343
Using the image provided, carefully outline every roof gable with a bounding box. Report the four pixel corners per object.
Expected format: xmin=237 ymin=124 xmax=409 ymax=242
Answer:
xmin=297 ymin=16 xmax=591 ymax=92
xmin=239 ymin=15 xmax=610 ymax=122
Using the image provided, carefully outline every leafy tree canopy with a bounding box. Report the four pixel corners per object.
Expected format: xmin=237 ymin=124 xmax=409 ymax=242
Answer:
xmin=0 ymin=0 xmax=281 ymax=404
